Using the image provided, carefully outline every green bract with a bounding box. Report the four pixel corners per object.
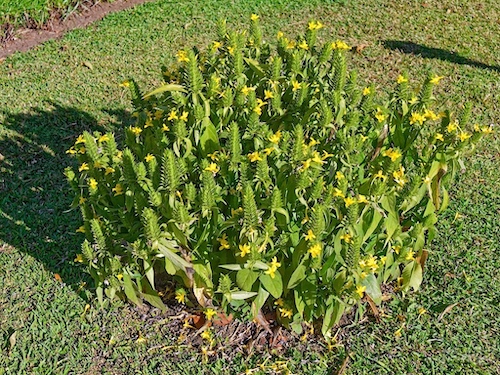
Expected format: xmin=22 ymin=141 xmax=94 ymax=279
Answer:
xmin=66 ymin=17 xmax=490 ymax=336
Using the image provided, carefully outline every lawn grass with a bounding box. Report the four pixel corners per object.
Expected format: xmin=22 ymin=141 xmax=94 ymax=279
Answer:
xmin=1 ymin=0 xmax=499 ymax=373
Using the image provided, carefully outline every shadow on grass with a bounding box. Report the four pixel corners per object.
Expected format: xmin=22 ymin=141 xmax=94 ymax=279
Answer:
xmin=383 ymin=40 xmax=500 ymax=73
xmin=0 ymin=102 xmax=132 ymax=295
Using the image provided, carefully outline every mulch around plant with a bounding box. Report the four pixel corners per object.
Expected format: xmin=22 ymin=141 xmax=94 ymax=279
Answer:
xmin=0 ymin=0 xmax=156 ymax=59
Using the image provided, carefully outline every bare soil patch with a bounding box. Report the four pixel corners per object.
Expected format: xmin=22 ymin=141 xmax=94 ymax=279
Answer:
xmin=0 ymin=0 xmax=155 ymax=59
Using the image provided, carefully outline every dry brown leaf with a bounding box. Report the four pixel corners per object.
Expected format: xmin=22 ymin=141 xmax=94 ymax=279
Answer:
xmin=438 ymin=303 xmax=459 ymax=321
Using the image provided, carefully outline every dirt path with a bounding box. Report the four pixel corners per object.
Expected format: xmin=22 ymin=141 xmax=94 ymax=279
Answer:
xmin=0 ymin=0 xmax=156 ymax=59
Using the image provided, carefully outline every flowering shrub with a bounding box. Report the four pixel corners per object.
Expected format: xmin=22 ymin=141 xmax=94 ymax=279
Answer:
xmin=66 ymin=16 xmax=491 ymax=336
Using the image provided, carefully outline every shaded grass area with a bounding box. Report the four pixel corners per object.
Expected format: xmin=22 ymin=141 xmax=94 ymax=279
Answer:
xmin=1 ymin=0 xmax=499 ymax=373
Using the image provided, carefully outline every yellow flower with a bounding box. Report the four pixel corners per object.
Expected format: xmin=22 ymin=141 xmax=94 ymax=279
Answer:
xmin=145 ymin=154 xmax=155 ymax=163
xmin=362 ymin=87 xmax=371 ymax=96
xmin=308 ymin=243 xmax=322 ymax=258
xmin=144 ymin=119 xmax=153 ymax=128
xmin=435 ymin=133 xmax=444 ymax=141
xmin=322 ymin=150 xmax=334 ymax=160
xmin=298 ymin=40 xmax=309 ymax=50
xmin=302 ymin=159 xmax=312 ymax=171
xmin=248 ymin=151 xmax=262 ymax=162
xmin=458 ymin=132 xmax=471 ymax=142
xmin=88 ymin=178 xmax=98 ymax=190
xmin=305 ymin=229 xmax=316 ymax=242
xmin=105 ymin=167 xmax=115 ymax=175
xmin=98 ymin=134 xmax=110 ymax=143
xmin=201 ymin=330 xmax=211 ymax=340
xmin=253 ymin=106 xmax=263 ymax=116
xmin=66 ymin=147 xmax=77 ymax=155
xmin=179 ymin=111 xmax=189 ymax=122
xmin=212 ymin=41 xmax=222 ymax=50
xmin=274 ymin=298 xmax=284 ymax=307
xmin=357 ymin=195 xmax=368 ymax=204
xmin=286 ymin=40 xmax=296 ymax=49
xmin=241 ymin=85 xmax=255 ymax=96
xmin=130 ymin=126 xmax=142 ymax=135
xmin=335 ymin=171 xmax=345 ymax=180
xmin=75 ymin=135 xmax=86 ymax=144
xmin=405 ymin=250 xmax=415 ymax=261
xmin=308 ymin=20 xmax=324 ymax=31
xmin=375 ymin=108 xmax=387 ymax=123
xmin=409 ymin=96 xmax=418 ymax=105
xmin=264 ymin=90 xmax=274 ymax=99
xmin=340 ymin=233 xmax=352 ymax=243
xmin=418 ymin=307 xmax=427 ymax=315
xmin=176 ymin=50 xmax=189 ymax=63
xmin=162 ymin=124 xmax=170 ymax=132
xmin=308 ymin=137 xmax=319 ymax=147
xmin=424 ymin=109 xmax=439 ymax=121
xmin=333 ymin=188 xmax=344 ymax=198
xmin=93 ymin=161 xmax=103 ymax=169
xmin=120 ymin=80 xmax=130 ymax=88
xmin=264 ymin=147 xmax=274 ymax=156
xmin=76 ymin=226 xmax=85 ymax=233
xmin=366 ymin=256 xmax=378 ymax=272
xmin=218 ymin=233 xmax=230 ymax=250
xmin=312 ymin=151 xmax=323 ymax=164
xmin=112 ymin=183 xmax=124 ymax=196
xmin=344 ymin=196 xmax=356 ymax=207
xmin=356 ymin=285 xmax=366 ymax=298
xmin=207 ymin=151 xmax=219 ymax=161
xmin=228 ymin=46 xmax=235 ymax=55
xmin=250 ymin=14 xmax=259 ymax=21
xmin=430 ymin=75 xmax=444 ymax=84
xmin=409 ymin=112 xmax=426 ymax=125
xmin=447 ymin=122 xmax=458 ymax=133
xmin=279 ymin=308 xmax=293 ymax=319
xmin=79 ymin=163 xmax=89 ymax=172
xmin=175 ymin=290 xmax=186 ymax=304
xmin=382 ymin=148 xmax=402 ymax=162
xmin=481 ymin=126 xmax=493 ymax=134
xmin=168 ymin=110 xmax=178 ymax=121
xmin=397 ymin=75 xmax=407 ymax=84
xmin=239 ymin=244 xmax=251 ymax=257
xmin=374 ymin=170 xmax=387 ymax=180
xmin=333 ymin=40 xmax=350 ymax=50
xmin=74 ymin=254 xmax=84 ymax=263
xmin=265 ymin=257 xmax=281 ymax=279
xmin=204 ymin=163 xmax=219 ymax=174
xmin=423 ymin=175 xmax=432 ymax=185
xmin=393 ymin=166 xmax=407 ymax=187
xmin=393 ymin=245 xmax=401 ymax=254
xmin=291 ymin=80 xmax=301 ymax=92
xmin=205 ymin=308 xmax=217 ymax=320
xmin=79 ymin=196 xmax=86 ymax=204
xmin=277 ymin=31 xmax=284 ymax=39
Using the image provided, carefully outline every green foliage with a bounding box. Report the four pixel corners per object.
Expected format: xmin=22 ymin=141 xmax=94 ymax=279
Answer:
xmin=66 ymin=17 xmax=491 ymax=336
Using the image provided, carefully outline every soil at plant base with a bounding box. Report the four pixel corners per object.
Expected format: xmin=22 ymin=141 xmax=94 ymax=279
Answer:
xmin=0 ymin=0 xmax=156 ymax=59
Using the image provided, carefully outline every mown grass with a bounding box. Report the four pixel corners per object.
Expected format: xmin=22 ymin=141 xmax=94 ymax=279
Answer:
xmin=1 ymin=0 xmax=499 ymax=373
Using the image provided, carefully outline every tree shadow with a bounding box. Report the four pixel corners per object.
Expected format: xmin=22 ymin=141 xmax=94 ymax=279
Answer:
xmin=0 ymin=102 xmax=132 ymax=296
xmin=382 ymin=40 xmax=500 ymax=73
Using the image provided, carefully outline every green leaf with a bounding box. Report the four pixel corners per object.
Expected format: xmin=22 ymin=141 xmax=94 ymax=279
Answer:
xmin=401 ymin=184 xmax=427 ymax=213
xmin=439 ymin=186 xmax=450 ymax=213
xmin=141 ymin=278 xmax=166 ymax=312
xmin=361 ymin=273 xmax=382 ymax=305
xmin=259 ymin=272 xmax=283 ymax=298
xmin=251 ymin=286 xmax=269 ymax=318
xmin=157 ymin=239 xmax=192 ymax=272
xmin=143 ymin=84 xmax=186 ymax=98
xmin=236 ymin=269 xmax=259 ymax=291
xmin=287 ymin=264 xmax=307 ymax=289
xmin=321 ymin=298 xmax=345 ymax=337
xmin=143 ymin=259 xmax=155 ymax=290
xmin=362 ymin=209 xmax=383 ymax=243
xmin=423 ymin=199 xmax=435 ymax=217
xmin=229 ymin=291 xmax=258 ymax=300
xmin=219 ymin=264 xmax=242 ymax=271
xmin=402 ymin=261 xmax=423 ymax=291
xmin=200 ymin=117 xmax=219 ymax=155
xmin=123 ymin=273 xmax=142 ymax=306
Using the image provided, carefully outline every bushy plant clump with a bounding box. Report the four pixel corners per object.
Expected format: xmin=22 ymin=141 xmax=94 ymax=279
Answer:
xmin=66 ymin=16 xmax=491 ymax=336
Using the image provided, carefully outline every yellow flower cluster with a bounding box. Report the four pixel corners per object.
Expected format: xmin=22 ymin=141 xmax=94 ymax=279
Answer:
xmin=264 ymin=257 xmax=281 ymax=278
xmin=308 ymin=243 xmax=322 ymax=258
xmin=332 ymin=40 xmax=350 ymax=50
xmin=308 ymin=20 xmax=324 ymax=31
xmin=382 ymin=148 xmax=401 ymax=162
